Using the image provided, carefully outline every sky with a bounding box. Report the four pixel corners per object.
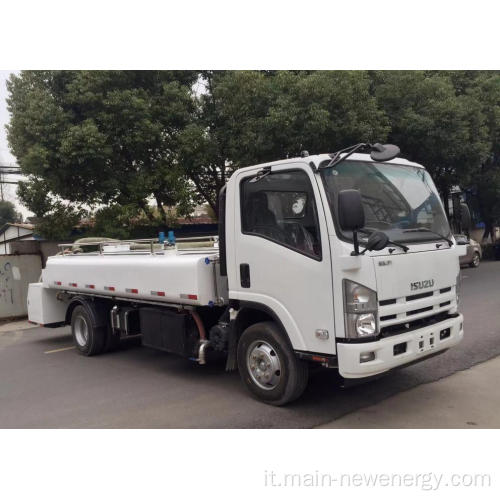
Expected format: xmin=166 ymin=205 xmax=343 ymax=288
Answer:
xmin=0 ymin=69 xmax=30 ymax=218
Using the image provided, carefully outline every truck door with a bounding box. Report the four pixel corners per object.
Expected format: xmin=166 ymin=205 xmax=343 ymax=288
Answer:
xmin=231 ymin=164 xmax=335 ymax=354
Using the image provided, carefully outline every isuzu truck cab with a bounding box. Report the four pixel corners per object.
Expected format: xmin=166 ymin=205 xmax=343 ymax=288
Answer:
xmin=28 ymin=143 xmax=466 ymax=405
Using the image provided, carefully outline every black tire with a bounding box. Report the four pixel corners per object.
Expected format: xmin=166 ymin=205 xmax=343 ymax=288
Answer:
xmin=71 ymin=305 xmax=106 ymax=356
xmin=103 ymin=330 xmax=121 ymax=353
xmin=237 ymin=321 xmax=308 ymax=406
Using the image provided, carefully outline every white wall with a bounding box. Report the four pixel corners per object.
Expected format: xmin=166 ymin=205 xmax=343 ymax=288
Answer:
xmin=0 ymin=226 xmax=35 ymax=255
xmin=0 ymin=243 xmax=12 ymax=255
xmin=0 ymin=254 xmax=42 ymax=319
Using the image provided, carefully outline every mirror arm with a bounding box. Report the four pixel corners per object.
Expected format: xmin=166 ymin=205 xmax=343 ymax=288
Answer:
xmin=351 ymin=230 xmax=361 ymax=256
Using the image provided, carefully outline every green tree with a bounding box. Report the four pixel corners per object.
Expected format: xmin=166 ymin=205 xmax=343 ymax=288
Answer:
xmin=10 ymin=69 xmax=497 ymax=238
xmin=178 ymin=71 xmax=276 ymax=215
xmin=373 ymin=71 xmax=490 ymax=212
xmin=266 ymin=71 xmax=389 ymax=158
xmin=89 ymin=204 xmax=145 ymax=240
xmin=180 ymin=70 xmax=389 ymax=215
xmin=462 ymin=72 xmax=500 ymax=239
xmin=0 ymin=200 xmax=22 ymax=227
xmin=7 ymin=71 xmax=199 ymax=237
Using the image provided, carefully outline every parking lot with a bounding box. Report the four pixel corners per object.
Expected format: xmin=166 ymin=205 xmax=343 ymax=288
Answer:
xmin=1 ymin=260 xmax=499 ymax=428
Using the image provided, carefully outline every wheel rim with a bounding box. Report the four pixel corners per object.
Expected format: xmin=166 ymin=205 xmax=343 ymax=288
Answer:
xmin=74 ymin=316 xmax=89 ymax=347
xmin=247 ymin=340 xmax=282 ymax=391
xmin=473 ymin=254 xmax=479 ymax=266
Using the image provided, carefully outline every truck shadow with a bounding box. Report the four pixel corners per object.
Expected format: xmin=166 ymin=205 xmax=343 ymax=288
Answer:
xmin=110 ymin=341 xmax=432 ymax=427
xmin=24 ymin=326 xmax=464 ymax=428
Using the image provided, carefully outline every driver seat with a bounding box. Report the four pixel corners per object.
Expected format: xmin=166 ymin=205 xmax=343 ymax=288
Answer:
xmin=245 ymin=192 xmax=278 ymax=234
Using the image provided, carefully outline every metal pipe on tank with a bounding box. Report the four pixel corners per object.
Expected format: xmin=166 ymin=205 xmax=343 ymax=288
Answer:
xmin=190 ymin=310 xmax=206 ymax=340
xmin=190 ymin=310 xmax=209 ymax=365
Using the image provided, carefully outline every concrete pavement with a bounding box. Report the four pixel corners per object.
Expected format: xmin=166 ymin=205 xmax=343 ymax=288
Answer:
xmin=318 ymin=354 xmax=500 ymax=428
xmin=0 ymin=319 xmax=36 ymax=333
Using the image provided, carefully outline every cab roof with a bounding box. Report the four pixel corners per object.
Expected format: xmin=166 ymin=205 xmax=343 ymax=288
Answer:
xmin=237 ymin=152 xmax=425 ymax=175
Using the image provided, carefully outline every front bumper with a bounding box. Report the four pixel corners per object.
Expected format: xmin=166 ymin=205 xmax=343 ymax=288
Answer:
xmin=337 ymin=314 xmax=463 ymax=379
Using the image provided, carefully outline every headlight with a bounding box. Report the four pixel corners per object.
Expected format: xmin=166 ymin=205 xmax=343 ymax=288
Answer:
xmin=356 ymin=313 xmax=377 ymax=336
xmin=343 ymin=279 xmax=378 ymax=339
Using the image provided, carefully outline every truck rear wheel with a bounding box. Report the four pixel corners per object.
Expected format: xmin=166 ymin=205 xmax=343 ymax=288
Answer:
xmin=237 ymin=321 xmax=308 ymax=406
xmin=71 ymin=305 xmax=106 ymax=356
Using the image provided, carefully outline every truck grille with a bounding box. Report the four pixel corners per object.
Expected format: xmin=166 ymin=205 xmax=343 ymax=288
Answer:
xmin=378 ymin=285 xmax=457 ymax=335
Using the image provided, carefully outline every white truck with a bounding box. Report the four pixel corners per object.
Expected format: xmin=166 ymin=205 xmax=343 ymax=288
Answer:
xmin=27 ymin=143 xmax=467 ymax=405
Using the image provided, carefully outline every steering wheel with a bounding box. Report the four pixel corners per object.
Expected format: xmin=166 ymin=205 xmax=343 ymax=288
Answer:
xmin=253 ymin=225 xmax=288 ymax=243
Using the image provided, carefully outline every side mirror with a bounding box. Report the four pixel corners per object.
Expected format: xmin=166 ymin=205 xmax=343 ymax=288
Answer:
xmin=338 ymin=189 xmax=365 ymax=256
xmin=460 ymin=203 xmax=472 ymax=234
xmin=365 ymin=231 xmax=389 ymax=252
xmin=370 ymin=143 xmax=401 ymax=162
xmin=338 ymin=189 xmax=365 ymax=231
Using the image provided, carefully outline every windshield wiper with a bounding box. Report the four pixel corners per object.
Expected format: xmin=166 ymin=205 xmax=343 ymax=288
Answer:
xmin=403 ymin=227 xmax=453 ymax=246
xmin=359 ymin=228 xmax=409 ymax=252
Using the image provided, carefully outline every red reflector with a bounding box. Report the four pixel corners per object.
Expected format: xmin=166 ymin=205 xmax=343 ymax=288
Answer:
xmin=312 ymin=355 xmax=327 ymax=363
xmin=86 ymin=284 xmax=95 ymax=289
xmin=54 ymin=281 xmax=62 ymax=286
xmin=105 ymin=286 xmax=115 ymax=292
xmin=151 ymin=291 xmax=165 ymax=297
xmin=127 ymin=288 xmax=138 ymax=294
xmin=188 ymin=294 xmax=198 ymax=300
xmin=69 ymin=283 xmax=77 ymax=287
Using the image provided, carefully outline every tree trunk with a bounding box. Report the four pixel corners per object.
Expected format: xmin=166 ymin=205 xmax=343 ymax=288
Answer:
xmin=138 ymin=201 xmax=157 ymax=224
xmin=154 ymin=193 xmax=168 ymax=226
xmin=189 ymin=174 xmax=218 ymax=216
xmin=477 ymin=185 xmax=491 ymax=243
xmin=442 ymin=188 xmax=450 ymax=219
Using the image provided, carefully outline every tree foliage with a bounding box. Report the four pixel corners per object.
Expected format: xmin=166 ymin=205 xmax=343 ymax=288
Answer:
xmin=373 ymin=71 xmax=490 ymax=200
xmin=7 ymin=70 xmax=199 ymax=236
xmin=180 ymin=70 xmax=388 ymax=214
xmin=0 ymin=200 xmax=22 ymax=227
xmin=459 ymin=71 xmax=500 ymax=237
xmin=6 ymin=70 xmax=500 ymax=238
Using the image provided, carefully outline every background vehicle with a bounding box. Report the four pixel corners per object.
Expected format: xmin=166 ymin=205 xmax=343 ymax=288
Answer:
xmin=455 ymin=234 xmax=482 ymax=267
xmin=27 ymin=143 xmax=467 ymax=405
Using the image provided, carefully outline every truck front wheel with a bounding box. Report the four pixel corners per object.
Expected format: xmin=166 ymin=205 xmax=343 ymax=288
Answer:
xmin=237 ymin=321 xmax=308 ymax=406
xmin=71 ymin=305 xmax=106 ymax=356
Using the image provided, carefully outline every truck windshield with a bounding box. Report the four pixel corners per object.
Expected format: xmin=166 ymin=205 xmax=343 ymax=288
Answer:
xmin=321 ymin=160 xmax=451 ymax=244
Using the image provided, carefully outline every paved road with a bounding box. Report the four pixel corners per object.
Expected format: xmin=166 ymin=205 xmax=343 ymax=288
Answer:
xmin=319 ymin=355 xmax=500 ymax=428
xmin=1 ymin=261 xmax=499 ymax=428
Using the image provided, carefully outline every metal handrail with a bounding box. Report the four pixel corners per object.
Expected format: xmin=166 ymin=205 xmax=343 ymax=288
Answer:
xmin=57 ymin=235 xmax=219 ymax=256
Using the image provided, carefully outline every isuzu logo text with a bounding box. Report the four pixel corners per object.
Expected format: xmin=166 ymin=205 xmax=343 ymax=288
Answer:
xmin=410 ymin=279 xmax=435 ymax=291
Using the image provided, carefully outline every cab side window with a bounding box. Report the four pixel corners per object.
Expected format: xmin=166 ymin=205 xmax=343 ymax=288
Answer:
xmin=241 ymin=170 xmax=321 ymax=259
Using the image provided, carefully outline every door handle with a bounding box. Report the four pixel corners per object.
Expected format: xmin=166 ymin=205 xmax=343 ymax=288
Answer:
xmin=240 ymin=263 xmax=251 ymax=288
